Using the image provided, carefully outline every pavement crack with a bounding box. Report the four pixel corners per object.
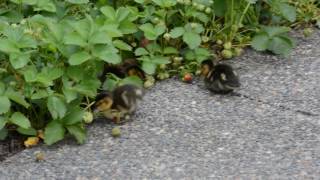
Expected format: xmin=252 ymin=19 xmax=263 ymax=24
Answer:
xmin=231 ymin=92 xmax=319 ymax=117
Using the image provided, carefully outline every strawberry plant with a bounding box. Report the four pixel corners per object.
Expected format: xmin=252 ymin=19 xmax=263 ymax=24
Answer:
xmin=0 ymin=0 xmax=319 ymax=145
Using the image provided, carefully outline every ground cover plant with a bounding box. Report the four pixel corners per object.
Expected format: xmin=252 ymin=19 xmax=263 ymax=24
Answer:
xmin=0 ymin=0 xmax=319 ymax=146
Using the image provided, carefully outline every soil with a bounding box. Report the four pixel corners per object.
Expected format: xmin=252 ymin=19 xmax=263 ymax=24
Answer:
xmin=0 ymin=132 xmax=25 ymax=162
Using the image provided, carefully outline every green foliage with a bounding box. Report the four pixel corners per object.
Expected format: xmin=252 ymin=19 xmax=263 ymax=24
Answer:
xmin=0 ymin=0 xmax=316 ymax=145
xmin=251 ymin=26 xmax=295 ymax=56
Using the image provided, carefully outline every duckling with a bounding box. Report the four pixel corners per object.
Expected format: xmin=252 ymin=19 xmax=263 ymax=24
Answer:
xmin=201 ymin=60 xmax=240 ymax=94
xmin=99 ymin=59 xmax=145 ymax=83
xmin=122 ymin=59 xmax=145 ymax=80
xmin=93 ymin=84 xmax=144 ymax=123
xmin=112 ymin=84 xmax=144 ymax=115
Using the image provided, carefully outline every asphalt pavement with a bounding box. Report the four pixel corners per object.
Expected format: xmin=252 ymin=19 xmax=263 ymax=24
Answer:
xmin=0 ymin=30 xmax=319 ymax=179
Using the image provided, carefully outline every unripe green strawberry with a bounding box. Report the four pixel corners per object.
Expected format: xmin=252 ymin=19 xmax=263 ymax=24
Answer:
xmin=223 ymin=42 xmax=232 ymax=49
xmin=233 ymin=47 xmax=244 ymax=57
xmin=192 ymin=2 xmax=198 ymax=7
xmin=197 ymin=4 xmax=205 ymax=11
xmin=153 ymin=17 xmax=160 ymax=24
xmin=144 ymin=80 xmax=154 ymax=88
xmin=216 ymin=39 xmax=223 ymax=45
xmin=201 ymin=36 xmax=210 ymax=43
xmin=83 ymin=111 xmax=94 ymax=124
xmin=205 ymin=7 xmax=212 ymax=14
xmin=111 ymin=127 xmax=121 ymax=137
xmin=163 ymin=33 xmax=171 ymax=41
xmin=164 ymin=72 xmax=170 ymax=79
xmin=190 ymin=23 xmax=197 ymax=29
xmin=159 ymin=64 xmax=167 ymax=70
xmin=222 ymin=49 xmax=233 ymax=59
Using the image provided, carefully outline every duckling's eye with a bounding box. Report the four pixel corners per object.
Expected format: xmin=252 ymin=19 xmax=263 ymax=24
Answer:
xmin=220 ymin=73 xmax=227 ymax=81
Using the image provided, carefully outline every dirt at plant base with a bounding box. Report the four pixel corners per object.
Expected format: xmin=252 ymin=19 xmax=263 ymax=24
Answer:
xmin=0 ymin=133 xmax=25 ymax=162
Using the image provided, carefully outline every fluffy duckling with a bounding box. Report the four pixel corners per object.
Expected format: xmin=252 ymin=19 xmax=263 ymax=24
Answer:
xmin=201 ymin=60 xmax=240 ymax=94
xmin=99 ymin=59 xmax=145 ymax=83
xmin=93 ymin=84 xmax=144 ymax=123
xmin=122 ymin=59 xmax=145 ymax=80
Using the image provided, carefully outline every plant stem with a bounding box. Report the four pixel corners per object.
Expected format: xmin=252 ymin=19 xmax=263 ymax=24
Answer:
xmin=239 ymin=2 xmax=251 ymax=27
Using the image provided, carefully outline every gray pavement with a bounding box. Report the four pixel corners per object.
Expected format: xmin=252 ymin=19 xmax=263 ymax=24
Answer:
xmin=0 ymin=30 xmax=319 ymax=179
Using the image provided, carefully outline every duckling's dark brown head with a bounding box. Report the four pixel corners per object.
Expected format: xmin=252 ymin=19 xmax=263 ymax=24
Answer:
xmin=214 ymin=64 xmax=240 ymax=89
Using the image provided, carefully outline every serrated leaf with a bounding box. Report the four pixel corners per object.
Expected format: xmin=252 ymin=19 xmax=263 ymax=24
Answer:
xmin=152 ymin=0 xmax=176 ymax=8
xmin=278 ymin=3 xmax=296 ymax=22
xmin=151 ymin=56 xmax=170 ymax=64
xmin=10 ymin=112 xmax=31 ymax=129
xmin=102 ymin=78 xmax=118 ymax=91
xmin=64 ymin=32 xmax=87 ymax=47
xmin=0 ymin=116 xmax=7 ymax=130
xmin=89 ymin=31 xmax=112 ymax=45
xmin=134 ymin=47 xmax=149 ymax=56
xmin=9 ymin=52 xmax=30 ymax=69
xmin=66 ymin=124 xmax=86 ymax=144
xmin=62 ymin=87 xmax=78 ymax=103
xmin=63 ymin=107 xmax=85 ymax=125
xmin=193 ymin=12 xmax=209 ymax=23
xmin=139 ymin=23 xmax=165 ymax=40
xmin=17 ymin=127 xmax=37 ymax=136
xmin=101 ymin=24 xmax=123 ymax=38
xmin=0 ymin=96 xmax=10 ymax=114
xmin=66 ymin=0 xmax=89 ymax=4
xmin=195 ymin=48 xmax=211 ymax=63
xmin=262 ymin=26 xmax=290 ymax=37
xmin=116 ymin=7 xmax=131 ymax=22
xmin=100 ymin=6 xmax=116 ymax=21
xmin=47 ymin=96 xmax=67 ymax=119
xmin=69 ymin=51 xmax=91 ymax=65
xmin=44 ymin=120 xmax=65 ymax=145
xmin=18 ymin=35 xmax=37 ymax=49
xmin=31 ymin=89 xmax=49 ymax=100
xmin=92 ymin=46 xmax=121 ymax=64
xmin=251 ymin=33 xmax=270 ymax=51
xmin=73 ymin=79 xmax=101 ymax=97
xmin=169 ymin=27 xmax=185 ymax=38
xmin=35 ymin=0 xmax=56 ymax=12
xmin=119 ymin=76 xmax=143 ymax=87
xmin=142 ymin=61 xmax=157 ymax=75
xmin=23 ymin=66 xmax=38 ymax=82
xmin=119 ymin=21 xmax=137 ymax=34
xmin=113 ymin=40 xmax=132 ymax=51
xmin=183 ymin=32 xmax=201 ymax=49
xmin=267 ymin=36 xmax=294 ymax=57
xmin=163 ymin=47 xmax=178 ymax=54
xmin=0 ymin=39 xmax=19 ymax=53
xmin=5 ymin=89 xmax=30 ymax=108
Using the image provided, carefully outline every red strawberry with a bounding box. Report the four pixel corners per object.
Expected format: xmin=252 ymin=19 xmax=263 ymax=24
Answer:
xmin=183 ymin=73 xmax=192 ymax=83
